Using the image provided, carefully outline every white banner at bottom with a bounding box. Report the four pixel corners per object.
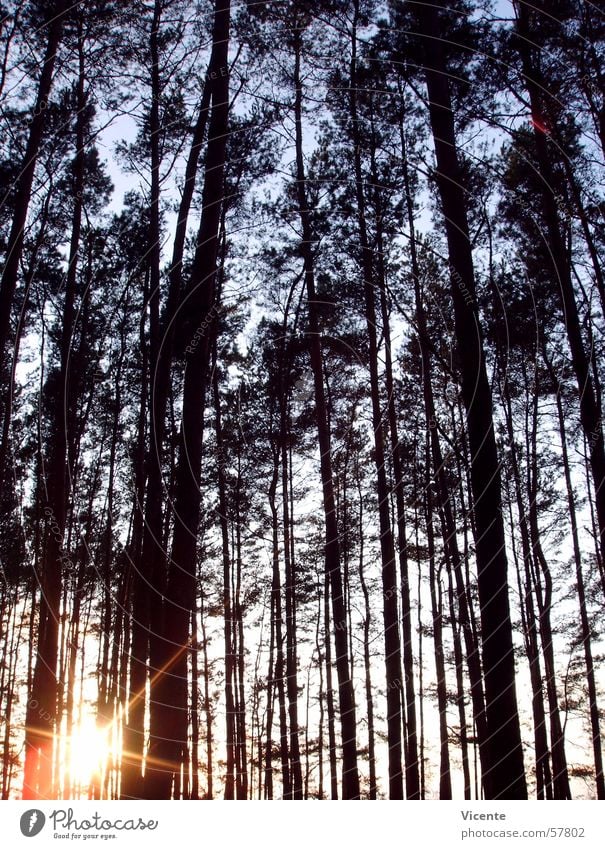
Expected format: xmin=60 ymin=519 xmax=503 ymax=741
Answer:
xmin=0 ymin=800 xmax=602 ymax=848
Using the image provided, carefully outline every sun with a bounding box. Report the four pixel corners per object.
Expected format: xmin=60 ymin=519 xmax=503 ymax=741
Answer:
xmin=67 ymin=717 xmax=110 ymax=787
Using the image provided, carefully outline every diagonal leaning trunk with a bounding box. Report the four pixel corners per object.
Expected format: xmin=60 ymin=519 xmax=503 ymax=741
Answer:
xmin=411 ymin=2 xmax=527 ymax=799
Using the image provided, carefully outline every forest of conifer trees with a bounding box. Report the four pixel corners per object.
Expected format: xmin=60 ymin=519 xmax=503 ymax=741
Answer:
xmin=0 ymin=0 xmax=604 ymax=801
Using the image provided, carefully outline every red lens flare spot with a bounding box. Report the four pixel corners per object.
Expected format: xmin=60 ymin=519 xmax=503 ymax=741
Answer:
xmin=530 ymin=115 xmax=550 ymax=135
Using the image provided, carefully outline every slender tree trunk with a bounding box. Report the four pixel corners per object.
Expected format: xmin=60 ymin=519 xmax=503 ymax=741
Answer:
xmin=524 ymin=367 xmax=570 ymax=799
xmin=200 ymin=590 xmax=213 ymax=799
xmin=267 ymin=445 xmax=291 ymax=798
xmin=412 ymin=3 xmax=527 ymax=798
xmin=425 ymin=458 xmax=452 ymax=799
xmin=348 ymin=5 xmax=403 ymax=797
xmin=510 ymin=505 xmax=551 ymax=801
xmin=63 ymin=557 xmax=86 ymax=799
xmin=292 ymin=24 xmax=359 ymax=799
xmin=214 ymin=366 xmax=236 ymax=800
xmin=138 ymin=0 xmax=170 ymax=799
xmin=190 ymin=606 xmax=200 ymax=799
xmin=233 ymin=496 xmax=248 ymax=799
xmin=144 ymin=0 xmax=231 ymax=798
xmin=412 ymin=470 xmax=426 ymax=799
xmin=279 ymin=402 xmax=302 ymax=798
xmin=443 ymin=542 xmax=472 ymax=799
xmin=315 ymin=583 xmax=325 ymax=799
xmin=264 ymin=454 xmax=279 ymax=800
xmin=323 ymin=572 xmax=338 ymax=800
xmin=356 ymin=465 xmax=377 ymax=799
